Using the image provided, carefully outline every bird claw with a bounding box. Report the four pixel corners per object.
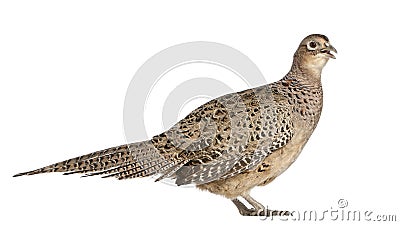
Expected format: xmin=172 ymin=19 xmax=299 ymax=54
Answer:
xmin=238 ymin=207 xmax=256 ymax=216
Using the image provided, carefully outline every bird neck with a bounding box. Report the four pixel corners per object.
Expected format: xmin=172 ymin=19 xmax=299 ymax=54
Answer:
xmin=287 ymin=55 xmax=324 ymax=87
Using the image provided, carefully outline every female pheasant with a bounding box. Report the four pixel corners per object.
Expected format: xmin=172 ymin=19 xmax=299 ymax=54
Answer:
xmin=14 ymin=34 xmax=337 ymax=216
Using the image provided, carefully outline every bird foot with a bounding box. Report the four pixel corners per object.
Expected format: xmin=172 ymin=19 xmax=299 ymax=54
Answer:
xmin=232 ymin=197 xmax=292 ymax=217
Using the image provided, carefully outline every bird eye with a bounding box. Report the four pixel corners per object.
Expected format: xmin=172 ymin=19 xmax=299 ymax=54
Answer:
xmin=307 ymin=41 xmax=318 ymax=50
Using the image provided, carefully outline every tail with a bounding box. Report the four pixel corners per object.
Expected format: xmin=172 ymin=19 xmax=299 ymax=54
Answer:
xmin=13 ymin=140 xmax=177 ymax=179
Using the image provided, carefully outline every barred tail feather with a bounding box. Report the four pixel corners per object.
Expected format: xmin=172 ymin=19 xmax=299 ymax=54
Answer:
xmin=13 ymin=140 xmax=172 ymax=178
xmin=82 ymin=155 xmax=172 ymax=179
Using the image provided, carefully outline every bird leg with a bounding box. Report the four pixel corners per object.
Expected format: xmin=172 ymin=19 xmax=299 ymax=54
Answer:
xmin=232 ymin=198 xmax=256 ymax=216
xmin=232 ymin=194 xmax=292 ymax=217
xmin=242 ymin=193 xmax=266 ymax=216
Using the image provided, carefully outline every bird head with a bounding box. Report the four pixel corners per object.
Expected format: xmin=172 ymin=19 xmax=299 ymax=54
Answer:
xmin=292 ymin=34 xmax=337 ymax=79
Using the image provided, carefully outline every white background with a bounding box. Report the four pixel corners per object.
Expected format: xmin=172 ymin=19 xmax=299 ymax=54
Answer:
xmin=1 ymin=1 xmax=399 ymax=225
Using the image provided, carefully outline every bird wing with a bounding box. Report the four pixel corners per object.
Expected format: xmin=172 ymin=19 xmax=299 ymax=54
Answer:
xmin=156 ymin=85 xmax=295 ymax=185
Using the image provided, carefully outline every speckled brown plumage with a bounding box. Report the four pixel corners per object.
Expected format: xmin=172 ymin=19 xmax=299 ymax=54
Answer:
xmin=14 ymin=34 xmax=336 ymax=216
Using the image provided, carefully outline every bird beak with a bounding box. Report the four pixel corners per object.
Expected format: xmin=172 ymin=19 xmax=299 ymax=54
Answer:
xmin=320 ymin=45 xmax=337 ymax=59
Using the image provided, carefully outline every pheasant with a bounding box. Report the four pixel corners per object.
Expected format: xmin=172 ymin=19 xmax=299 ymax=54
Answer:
xmin=14 ymin=34 xmax=336 ymax=216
